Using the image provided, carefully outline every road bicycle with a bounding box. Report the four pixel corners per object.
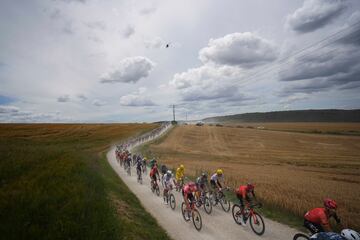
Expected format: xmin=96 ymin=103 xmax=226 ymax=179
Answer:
xmin=195 ymin=190 xmax=212 ymax=214
xmin=163 ymin=184 xmax=176 ymax=210
xmin=181 ymin=199 xmax=202 ymax=231
xmin=151 ymin=179 xmax=160 ymax=196
xmin=232 ymin=202 xmax=265 ymax=236
xmin=209 ymin=187 xmax=231 ymax=212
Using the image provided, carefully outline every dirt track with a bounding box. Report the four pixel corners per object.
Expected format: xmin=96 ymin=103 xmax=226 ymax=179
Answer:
xmin=107 ymin=148 xmax=300 ymax=240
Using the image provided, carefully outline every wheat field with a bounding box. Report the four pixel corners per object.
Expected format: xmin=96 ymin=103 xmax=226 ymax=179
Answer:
xmin=146 ymin=124 xmax=360 ymax=230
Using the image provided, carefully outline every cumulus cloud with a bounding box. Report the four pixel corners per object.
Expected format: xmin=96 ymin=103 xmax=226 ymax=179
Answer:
xmin=92 ymin=99 xmax=106 ymax=107
xmin=170 ymin=65 xmax=255 ymax=103
xmin=122 ymin=25 xmax=135 ymax=38
xmin=57 ymin=95 xmax=70 ymax=102
xmin=120 ymin=88 xmax=156 ymax=106
xmin=100 ymin=56 xmax=155 ymax=84
xmin=199 ymin=32 xmax=278 ymax=68
xmin=286 ymin=0 xmax=347 ymax=33
xmin=0 ymin=105 xmax=71 ymax=123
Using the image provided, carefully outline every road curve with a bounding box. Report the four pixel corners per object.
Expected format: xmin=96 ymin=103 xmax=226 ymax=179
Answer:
xmin=107 ymin=142 xmax=300 ymax=240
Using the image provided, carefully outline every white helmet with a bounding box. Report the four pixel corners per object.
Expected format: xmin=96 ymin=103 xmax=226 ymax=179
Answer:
xmin=166 ymin=170 xmax=172 ymax=176
xmin=341 ymin=229 xmax=360 ymax=240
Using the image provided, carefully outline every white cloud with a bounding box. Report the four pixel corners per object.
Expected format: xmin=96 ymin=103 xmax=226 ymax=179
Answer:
xmin=199 ymin=32 xmax=278 ymax=68
xmin=170 ymin=65 xmax=254 ymax=103
xmin=120 ymin=88 xmax=156 ymax=106
xmin=286 ymin=0 xmax=347 ymax=33
xmin=100 ymin=56 xmax=155 ymax=84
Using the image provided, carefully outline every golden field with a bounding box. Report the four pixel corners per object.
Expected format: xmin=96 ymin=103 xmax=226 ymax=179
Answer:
xmin=146 ymin=124 xmax=360 ymax=230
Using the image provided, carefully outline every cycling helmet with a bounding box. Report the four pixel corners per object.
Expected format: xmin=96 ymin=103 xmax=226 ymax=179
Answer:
xmin=216 ymin=169 xmax=223 ymax=175
xmin=189 ymin=182 xmax=197 ymax=191
xmin=166 ymin=170 xmax=172 ymax=176
xmin=201 ymin=172 xmax=207 ymax=178
xmin=180 ymin=164 xmax=184 ymax=170
xmin=247 ymin=182 xmax=255 ymax=191
xmin=341 ymin=229 xmax=360 ymax=240
xmin=324 ymin=198 xmax=337 ymax=210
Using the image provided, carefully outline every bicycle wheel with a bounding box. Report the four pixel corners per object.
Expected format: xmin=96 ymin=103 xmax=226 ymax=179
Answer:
xmin=155 ymin=185 xmax=160 ymax=196
xmin=208 ymin=192 xmax=216 ymax=206
xmin=249 ymin=212 xmax=265 ymax=236
xmin=181 ymin=203 xmax=190 ymax=222
xmin=293 ymin=233 xmax=310 ymax=240
xmin=203 ymin=196 xmax=212 ymax=214
xmin=192 ymin=209 xmax=202 ymax=231
xmin=169 ymin=193 xmax=176 ymax=210
xmin=220 ymin=197 xmax=231 ymax=212
xmin=232 ymin=204 xmax=243 ymax=225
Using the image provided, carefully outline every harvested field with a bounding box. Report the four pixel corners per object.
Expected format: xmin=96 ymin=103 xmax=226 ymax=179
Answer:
xmin=146 ymin=124 xmax=360 ymax=230
xmin=227 ymin=122 xmax=360 ymax=135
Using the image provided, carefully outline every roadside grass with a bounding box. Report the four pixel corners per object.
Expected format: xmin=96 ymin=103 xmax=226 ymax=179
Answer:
xmin=0 ymin=124 xmax=171 ymax=240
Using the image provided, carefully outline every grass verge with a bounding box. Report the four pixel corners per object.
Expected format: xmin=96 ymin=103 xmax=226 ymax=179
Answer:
xmin=0 ymin=124 xmax=171 ymax=240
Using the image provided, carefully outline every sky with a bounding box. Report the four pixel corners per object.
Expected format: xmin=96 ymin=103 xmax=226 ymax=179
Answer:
xmin=0 ymin=0 xmax=359 ymax=123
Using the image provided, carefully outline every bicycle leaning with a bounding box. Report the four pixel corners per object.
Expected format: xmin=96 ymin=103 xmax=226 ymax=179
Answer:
xmin=232 ymin=202 xmax=265 ymax=236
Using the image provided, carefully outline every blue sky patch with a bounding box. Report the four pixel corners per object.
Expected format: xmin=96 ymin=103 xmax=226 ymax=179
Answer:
xmin=0 ymin=95 xmax=15 ymax=105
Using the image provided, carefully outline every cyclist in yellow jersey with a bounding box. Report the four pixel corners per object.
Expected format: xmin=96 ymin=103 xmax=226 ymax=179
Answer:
xmin=174 ymin=164 xmax=185 ymax=190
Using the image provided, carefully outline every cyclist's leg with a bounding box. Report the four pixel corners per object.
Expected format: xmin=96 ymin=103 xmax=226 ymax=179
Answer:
xmin=304 ymin=219 xmax=321 ymax=234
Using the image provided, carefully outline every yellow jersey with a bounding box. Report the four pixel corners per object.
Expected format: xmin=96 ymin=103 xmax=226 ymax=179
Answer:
xmin=175 ymin=167 xmax=184 ymax=181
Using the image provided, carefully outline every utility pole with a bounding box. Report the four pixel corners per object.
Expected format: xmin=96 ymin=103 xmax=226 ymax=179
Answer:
xmin=173 ymin=104 xmax=175 ymax=122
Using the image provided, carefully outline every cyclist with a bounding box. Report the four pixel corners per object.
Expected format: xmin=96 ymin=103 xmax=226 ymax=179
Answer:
xmin=160 ymin=164 xmax=168 ymax=184
xmin=149 ymin=158 xmax=157 ymax=168
xmin=175 ymin=164 xmax=185 ymax=190
xmin=210 ymin=169 xmax=225 ymax=204
xmin=235 ymin=183 xmax=258 ymax=222
xmin=149 ymin=163 xmax=160 ymax=191
xmin=163 ymin=170 xmax=174 ymax=204
xmin=304 ymin=198 xmax=341 ymax=234
xmin=182 ymin=182 xmax=197 ymax=217
xmin=341 ymin=229 xmax=360 ymax=240
xmin=136 ymin=157 xmax=143 ymax=181
xmin=195 ymin=172 xmax=209 ymax=198
xmin=142 ymin=157 xmax=147 ymax=173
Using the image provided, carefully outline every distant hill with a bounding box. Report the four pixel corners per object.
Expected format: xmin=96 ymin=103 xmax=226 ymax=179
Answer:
xmin=203 ymin=109 xmax=360 ymax=123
